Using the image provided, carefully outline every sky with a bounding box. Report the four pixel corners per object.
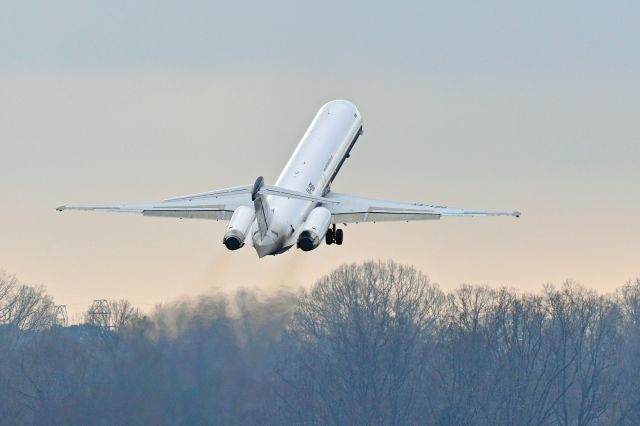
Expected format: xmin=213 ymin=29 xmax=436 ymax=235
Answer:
xmin=1 ymin=1 xmax=638 ymax=315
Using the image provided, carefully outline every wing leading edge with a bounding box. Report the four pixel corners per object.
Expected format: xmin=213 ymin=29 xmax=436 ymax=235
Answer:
xmin=324 ymin=192 xmax=520 ymax=224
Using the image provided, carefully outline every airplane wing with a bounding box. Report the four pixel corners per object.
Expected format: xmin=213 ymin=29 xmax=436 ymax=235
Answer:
xmin=56 ymin=178 xmax=339 ymax=221
xmin=324 ymin=192 xmax=520 ymax=224
xmin=56 ymin=194 xmax=251 ymax=221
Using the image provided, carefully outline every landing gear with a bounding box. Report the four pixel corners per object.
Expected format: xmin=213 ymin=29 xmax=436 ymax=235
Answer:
xmin=335 ymin=228 xmax=343 ymax=245
xmin=326 ymin=228 xmax=334 ymax=245
xmin=325 ymin=224 xmax=343 ymax=246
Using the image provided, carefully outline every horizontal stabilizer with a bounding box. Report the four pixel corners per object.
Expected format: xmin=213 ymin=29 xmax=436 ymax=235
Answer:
xmin=165 ymin=179 xmax=339 ymax=205
xmin=260 ymin=185 xmax=338 ymax=204
xmin=164 ymin=185 xmax=253 ymax=202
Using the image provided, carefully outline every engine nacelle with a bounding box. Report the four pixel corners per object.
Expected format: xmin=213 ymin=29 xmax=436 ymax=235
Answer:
xmin=297 ymin=207 xmax=331 ymax=251
xmin=223 ymin=206 xmax=255 ymax=250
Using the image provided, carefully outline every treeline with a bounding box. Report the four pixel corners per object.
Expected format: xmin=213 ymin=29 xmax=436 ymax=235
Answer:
xmin=1 ymin=263 xmax=639 ymax=425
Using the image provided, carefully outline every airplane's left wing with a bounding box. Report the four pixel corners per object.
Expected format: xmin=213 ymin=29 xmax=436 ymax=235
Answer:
xmin=57 ymin=177 xmax=340 ymax=221
xmin=324 ymin=192 xmax=520 ymax=224
xmin=56 ymin=194 xmax=251 ymax=221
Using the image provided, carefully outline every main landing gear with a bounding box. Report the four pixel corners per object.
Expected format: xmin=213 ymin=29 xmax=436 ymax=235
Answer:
xmin=326 ymin=224 xmax=343 ymax=246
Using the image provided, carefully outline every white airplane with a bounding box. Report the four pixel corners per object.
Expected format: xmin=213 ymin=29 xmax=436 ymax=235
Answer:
xmin=57 ymin=100 xmax=520 ymax=257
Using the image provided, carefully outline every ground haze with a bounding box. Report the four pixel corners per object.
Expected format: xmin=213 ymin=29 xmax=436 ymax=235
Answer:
xmin=1 ymin=261 xmax=639 ymax=425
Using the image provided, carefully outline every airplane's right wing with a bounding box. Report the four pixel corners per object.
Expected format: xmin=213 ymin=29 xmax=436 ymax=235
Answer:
xmin=324 ymin=192 xmax=520 ymax=224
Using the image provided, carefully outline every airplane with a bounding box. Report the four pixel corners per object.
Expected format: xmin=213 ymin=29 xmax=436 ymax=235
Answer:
xmin=57 ymin=100 xmax=520 ymax=257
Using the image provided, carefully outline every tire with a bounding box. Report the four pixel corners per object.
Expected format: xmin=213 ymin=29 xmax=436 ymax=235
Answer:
xmin=326 ymin=228 xmax=334 ymax=245
xmin=335 ymin=228 xmax=343 ymax=245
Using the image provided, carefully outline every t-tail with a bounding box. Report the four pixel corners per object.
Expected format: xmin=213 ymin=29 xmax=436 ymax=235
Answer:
xmin=251 ymin=176 xmax=272 ymax=239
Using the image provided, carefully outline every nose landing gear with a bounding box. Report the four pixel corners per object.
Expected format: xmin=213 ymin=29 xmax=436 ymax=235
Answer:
xmin=325 ymin=224 xmax=343 ymax=246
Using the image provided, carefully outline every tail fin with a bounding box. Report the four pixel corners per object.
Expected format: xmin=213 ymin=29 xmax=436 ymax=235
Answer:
xmin=252 ymin=176 xmax=272 ymax=238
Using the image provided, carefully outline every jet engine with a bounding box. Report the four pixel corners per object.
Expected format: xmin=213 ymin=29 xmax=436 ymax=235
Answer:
xmin=223 ymin=206 xmax=255 ymax=250
xmin=297 ymin=207 xmax=331 ymax=251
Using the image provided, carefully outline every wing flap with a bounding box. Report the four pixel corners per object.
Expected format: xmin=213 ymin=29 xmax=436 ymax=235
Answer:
xmin=142 ymin=209 xmax=233 ymax=220
xmin=331 ymin=211 xmax=440 ymax=224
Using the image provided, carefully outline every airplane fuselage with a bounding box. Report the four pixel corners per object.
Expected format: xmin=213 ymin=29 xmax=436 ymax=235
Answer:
xmin=251 ymin=100 xmax=363 ymax=257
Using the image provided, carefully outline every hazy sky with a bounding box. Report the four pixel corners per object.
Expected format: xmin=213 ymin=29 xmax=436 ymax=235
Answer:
xmin=1 ymin=1 xmax=638 ymax=315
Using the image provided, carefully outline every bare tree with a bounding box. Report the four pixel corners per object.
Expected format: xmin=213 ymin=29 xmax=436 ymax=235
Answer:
xmin=432 ymin=284 xmax=500 ymax=424
xmin=537 ymin=282 xmax=621 ymax=426
xmin=1 ymin=265 xmax=639 ymax=426
xmin=281 ymin=260 xmax=444 ymax=425
xmin=108 ymin=299 xmax=143 ymax=330
xmin=0 ymin=271 xmax=57 ymax=333
xmin=611 ymin=279 xmax=640 ymax=424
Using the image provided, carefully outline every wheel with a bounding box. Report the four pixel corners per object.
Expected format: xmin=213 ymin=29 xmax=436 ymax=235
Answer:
xmin=326 ymin=228 xmax=334 ymax=245
xmin=335 ymin=228 xmax=343 ymax=245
